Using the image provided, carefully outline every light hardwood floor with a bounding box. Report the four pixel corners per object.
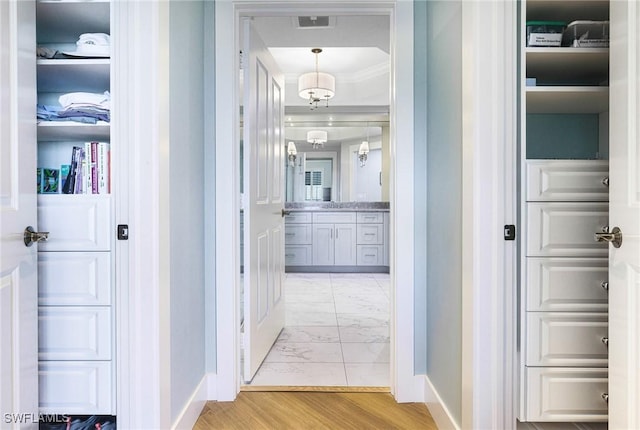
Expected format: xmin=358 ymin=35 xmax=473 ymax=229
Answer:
xmin=193 ymin=391 xmax=437 ymax=430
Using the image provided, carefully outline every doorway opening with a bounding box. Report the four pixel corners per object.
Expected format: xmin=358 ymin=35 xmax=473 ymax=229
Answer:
xmin=239 ymin=12 xmax=392 ymax=388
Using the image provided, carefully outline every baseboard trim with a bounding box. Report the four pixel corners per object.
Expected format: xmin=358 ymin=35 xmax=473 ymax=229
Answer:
xmin=423 ymin=375 xmax=460 ymax=430
xmin=171 ymin=373 xmax=210 ymax=430
xmin=240 ymin=385 xmax=390 ymax=393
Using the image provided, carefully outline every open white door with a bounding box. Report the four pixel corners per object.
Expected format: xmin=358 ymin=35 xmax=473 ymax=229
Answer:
xmin=608 ymin=2 xmax=640 ymax=427
xmin=242 ymin=19 xmax=286 ymax=383
xmin=0 ymin=1 xmax=39 ymax=427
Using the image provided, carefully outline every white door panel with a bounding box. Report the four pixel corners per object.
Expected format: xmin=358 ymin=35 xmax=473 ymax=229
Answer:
xmin=608 ymin=2 xmax=640 ymax=426
xmin=243 ymin=20 xmax=285 ymax=382
xmin=0 ymin=1 xmax=39 ymax=427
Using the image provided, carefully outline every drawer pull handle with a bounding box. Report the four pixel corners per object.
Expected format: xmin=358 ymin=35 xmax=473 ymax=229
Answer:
xmin=285 ymin=233 xmax=295 ymax=236
xmin=602 ymin=176 xmax=609 ymax=187
xmin=285 ymin=254 xmax=294 ymax=258
xmin=602 ymin=337 xmax=609 ymax=347
xmin=602 ymin=393 xmax=609 ymax=403
xmin=364 ymin=254 xmax=376 ymax=257
xmin=601 ymin=281 xmax=609 ymax=291
xmin=365 ymin=233 xmax=376 ymax=236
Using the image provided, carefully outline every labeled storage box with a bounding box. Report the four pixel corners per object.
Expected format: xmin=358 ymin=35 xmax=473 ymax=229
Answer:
xmin=562 ymin=20 xmax=609 ymax=48
xmin=526 ymin=21 xmax=565 ymax=47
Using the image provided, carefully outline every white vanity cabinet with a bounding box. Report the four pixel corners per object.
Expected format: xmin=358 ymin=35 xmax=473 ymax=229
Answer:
xmin=35 ymin=0 xmax=116 ymax=415
xmin=519 ymin=0 xmax=611 ymax=424
xmin=284 ymin=209 xmax=389 ymax=271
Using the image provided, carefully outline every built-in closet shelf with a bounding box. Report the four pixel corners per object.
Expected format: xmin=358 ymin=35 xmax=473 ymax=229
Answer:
xmin=36 ymin=1 xmax=110 ymax=44
xmin=526 ymin=48 xmax=609 ymax=86
xmin=526 ymin=0 xmax=609 ymax=22
xmin=526 ymin=87 xmax=609 ymax=114
xmin=37 ymin=59 xmax=110 ymax=93
xmin=37 ymin=122 xmax=110 ymax=141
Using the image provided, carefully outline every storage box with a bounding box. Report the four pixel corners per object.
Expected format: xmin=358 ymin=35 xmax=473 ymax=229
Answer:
xmin=526 ymin=21 xmax=566 ymax=47
xmin=562 ymin=20 xmax=609 ymax=48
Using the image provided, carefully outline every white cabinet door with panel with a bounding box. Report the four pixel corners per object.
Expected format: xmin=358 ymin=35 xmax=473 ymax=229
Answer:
xmin=333 ymin=224 xmax=357 ymax=266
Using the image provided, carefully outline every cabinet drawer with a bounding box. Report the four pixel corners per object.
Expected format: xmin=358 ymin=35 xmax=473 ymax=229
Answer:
xmin=285 ymin=212 xmax=312 ymax=224
xmin=38 ymin=252 xmax=111 ymax=306
xmin=312 ymin=211 xmax=357 ymax=224
xmin=526 ymin=160 xmax=609 ymax=202
xmin=284 ymin=224 xmax=312 ymax=245
xmin=527 ymin=258 xmax=608 ymax=312
xmin=527 ymin=202 xmax=609 ymax=257
xmin=38 ymin=194 xmax=111 ymax=251
xmin=526 ymin=312 xmax=608 ymax=367
xmin=39 ymin=361 xmax=113 ymax=414
xmin=39 ymin=307 xmax=112 ymax=361
xmin=357 ymin=224 xmax=383 ymax=244
xmin=357 ymin=245 xmax=385 ymax=266
xmin=285 ymin=245 xmax=312 ymax=266
xmin=357 ymin=212 xmax=384 ymax=223
xmin=525 ymin=367 xmax=608 ymax=422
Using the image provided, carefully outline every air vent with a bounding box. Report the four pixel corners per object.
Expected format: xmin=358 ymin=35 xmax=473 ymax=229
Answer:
xmin=297 ymin=16 xmax=331 ymax=28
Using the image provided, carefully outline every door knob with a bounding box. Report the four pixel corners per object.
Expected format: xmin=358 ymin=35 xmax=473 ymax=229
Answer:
xmin=23 ymin=226 xmax=49 ymax=247
xmin=594 ymin=226 xmax=622 ymax=248
xmin=281 ymin=209 xmax=291 ymax=217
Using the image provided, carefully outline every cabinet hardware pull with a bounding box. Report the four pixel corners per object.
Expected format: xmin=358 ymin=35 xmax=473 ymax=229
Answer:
xmin=601 ymin=281 xmax=609 ymax=291
xmin=602 ymin=176 xmax=609 ymax=187
xmin=601 ymin=337 xmax=609 ymax=347
xmin=602 ymin=393 xmax=609 ymax=403
xmin=364 ymin=254 xmax=376 ymax=257
xmin=285 ymin=254 xmax=294 ymax=258
xmin=285 ymin=233 xmax=294 ymax=236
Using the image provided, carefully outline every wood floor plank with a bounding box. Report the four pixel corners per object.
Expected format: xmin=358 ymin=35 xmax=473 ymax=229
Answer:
xmin=193 ymin=392 xmax=437 ymax=430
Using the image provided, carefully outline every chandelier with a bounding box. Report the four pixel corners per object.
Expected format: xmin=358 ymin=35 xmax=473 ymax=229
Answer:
xmin=298 ymin=48 xmax=335 ymax=110
xmin=306 ymin=130 xmax=327 ymax=149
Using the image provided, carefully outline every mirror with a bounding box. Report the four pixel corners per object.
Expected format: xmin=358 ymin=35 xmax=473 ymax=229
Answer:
xmin=284 ymin=111 xmax=389 ymax=202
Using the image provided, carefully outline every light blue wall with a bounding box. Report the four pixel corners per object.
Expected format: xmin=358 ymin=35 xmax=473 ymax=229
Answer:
xmin=416 ymin=0 xmax=463 ymax=425
xmin=169 ymin=0 xmax=206 ymax=422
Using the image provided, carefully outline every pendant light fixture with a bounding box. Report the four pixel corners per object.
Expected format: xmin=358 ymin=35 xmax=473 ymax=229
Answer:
xmin=306 ymin=130 xmax=327 ymax=149
xmin=298 ymin=48 xmax=335 ymax=110
xmin=359 ymin=124 xmax=371 ymax=167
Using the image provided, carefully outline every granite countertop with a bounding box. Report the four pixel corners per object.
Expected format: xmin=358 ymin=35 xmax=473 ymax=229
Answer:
xmin=284 ymin=202 xmax=390 ymax=212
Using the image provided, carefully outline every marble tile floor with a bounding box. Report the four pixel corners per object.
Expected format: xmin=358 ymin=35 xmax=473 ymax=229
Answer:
xmin=246 ymin=272 xmax=390 ymax=387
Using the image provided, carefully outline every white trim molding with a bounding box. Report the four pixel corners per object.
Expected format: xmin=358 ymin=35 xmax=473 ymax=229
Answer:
xmin=461 ymin=1 xmax=518 ymax=429
xmin=171 ymin=375 xmax=209 ymax=430
xmin=423 ymin=376 xmax=460 ymax=430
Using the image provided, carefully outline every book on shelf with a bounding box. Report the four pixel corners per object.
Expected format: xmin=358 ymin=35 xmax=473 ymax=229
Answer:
xmin=61 ymin=142 xmax=110 ymax=194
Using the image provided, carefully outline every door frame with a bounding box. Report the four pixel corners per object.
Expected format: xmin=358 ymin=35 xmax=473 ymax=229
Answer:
xmin=213 ymin=0 xmax=420 ymax=401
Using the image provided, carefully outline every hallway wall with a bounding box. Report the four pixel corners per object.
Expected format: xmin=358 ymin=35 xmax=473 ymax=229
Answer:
xmin=415 ymin=0 xmax=464 ymax=425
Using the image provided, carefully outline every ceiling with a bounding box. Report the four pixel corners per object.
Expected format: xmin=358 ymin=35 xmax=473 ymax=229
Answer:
xmin=251 ymin=15 xmax=390 ymax=148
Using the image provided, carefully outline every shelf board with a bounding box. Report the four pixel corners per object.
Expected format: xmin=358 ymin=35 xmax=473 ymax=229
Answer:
xmin=37 ymin=59 xmax=110 ymax=93
xmin=37 ymin=122 xmax=110 ymax=142
xmin=526 ymin=86 xmax=609 ymax=113
xmin=526 ymin=48 xmax=608 ymax=86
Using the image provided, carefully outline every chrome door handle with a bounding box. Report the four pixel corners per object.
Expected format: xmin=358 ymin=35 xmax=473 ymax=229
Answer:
xmin=602 ymin=393 xmax=609 ymax=403
xmin=281 ymin=209 xmax=291 ymax=217
xmin=601 ymin=337 xmax=609 ymax=347
xmin=594 ymin=226 xmax=622 ymax=248
xmin=602 ymin=176 xmax=609 ymax=187
xmin=24 ymin=226 xmax=49 ymax=247
xmin=601 ymin=281 xmax=609 ymax=291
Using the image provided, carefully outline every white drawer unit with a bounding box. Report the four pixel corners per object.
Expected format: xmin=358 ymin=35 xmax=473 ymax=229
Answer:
xmin=357 ymin=224 xmax=383 ymax=245
xmin=39 ymin=307 xmax=112 ymax=361
xmin=39 ymin=361 xmax=113 ymax=415
xmin=525 ymin=367 xmax=609 ymax=422
xmin=285 ymin=212 xmax=312 ymax=224
xmin=312 ymin=211 xmax=357 ymax=224
xmin=357 ymin=245 xmax=384 ymax=266
xmin=357 ymin=212 xmax=384 ymax=223
xmin=284 ymin=245 xmax=312 ymax=266
xmin=526 ymin=160 xmax=610 ymax=202
xmin=527 ymin=258 xmax=608 ymax=312
xmin=37 ymin=195 xmax=112 ymax=252
xmin=527 ymin=202 xmax=609 ymax=257
xmin=526 ymin=312 xmax=608 ymax=367
xmin=38 ymin=252 xmax=112 ymax=306
xmin=284 ymin=224 xmax=312 ymax=245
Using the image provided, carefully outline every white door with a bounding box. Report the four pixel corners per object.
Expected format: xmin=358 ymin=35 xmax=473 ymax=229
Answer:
xmin=0 ymin=1 xmax=39 ymax=427
xmin=242 ymin=19 xmax=286 ymax=382
xmin=608 ymin=2 xmax=640 ymax=427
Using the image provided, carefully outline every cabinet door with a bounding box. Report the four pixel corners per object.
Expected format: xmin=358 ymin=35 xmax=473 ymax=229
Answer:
xmin=334 ymin=224 xmax=357 ymax=266
xmin=312 ymin=224 xmax=334 ymax=266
